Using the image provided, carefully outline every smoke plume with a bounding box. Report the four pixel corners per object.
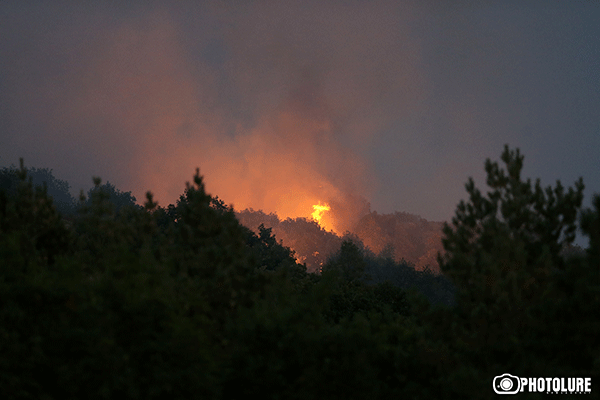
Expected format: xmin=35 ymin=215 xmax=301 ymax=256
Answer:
xmin=0 ymin=2 xmax=425 ymax=233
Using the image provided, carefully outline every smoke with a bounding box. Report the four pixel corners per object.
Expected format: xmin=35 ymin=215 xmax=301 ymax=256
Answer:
xmin=0 ymin=2 xmax=426 ymax=232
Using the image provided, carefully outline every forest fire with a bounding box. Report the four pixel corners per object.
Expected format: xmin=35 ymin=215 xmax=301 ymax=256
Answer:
xmin=311 ymin=202 xmax=331 ymax=230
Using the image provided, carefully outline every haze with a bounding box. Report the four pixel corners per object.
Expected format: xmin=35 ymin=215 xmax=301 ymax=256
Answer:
xmin=1 ymin=1 xmax=598 ymax=231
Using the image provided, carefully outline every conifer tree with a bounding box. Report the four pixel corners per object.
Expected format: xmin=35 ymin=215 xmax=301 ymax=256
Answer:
xmin=436 ymin=145 xmax=588 ymax=395
xmin=439 ymin=145 xmax=584 ymax=317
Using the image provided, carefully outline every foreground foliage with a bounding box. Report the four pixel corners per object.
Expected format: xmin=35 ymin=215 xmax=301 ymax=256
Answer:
xmin=1 ymin=146 xmax=598 ymax=399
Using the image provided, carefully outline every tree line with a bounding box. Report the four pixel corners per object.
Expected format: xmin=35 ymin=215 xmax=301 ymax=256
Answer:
xmin=0 ymin=145 xmax=598 ymax=399
xmin=236 ymin=206 xmax=445 ymax=273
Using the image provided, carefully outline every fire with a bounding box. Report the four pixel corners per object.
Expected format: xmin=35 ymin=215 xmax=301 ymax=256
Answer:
xmin=311 ymin=202 xmax=331 ymax=228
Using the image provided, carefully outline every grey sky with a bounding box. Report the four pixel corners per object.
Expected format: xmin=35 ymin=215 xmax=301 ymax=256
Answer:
xmin=1 ymin=1 xmax=598 ymax=235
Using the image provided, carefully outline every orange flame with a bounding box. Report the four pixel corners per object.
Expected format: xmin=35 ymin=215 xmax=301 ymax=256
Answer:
xmin=311 ymin=202 xmax=331 ymax=229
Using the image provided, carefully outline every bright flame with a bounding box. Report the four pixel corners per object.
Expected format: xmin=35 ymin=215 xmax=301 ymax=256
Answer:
xmin=312 ymin=202 xmax=331 ymax=228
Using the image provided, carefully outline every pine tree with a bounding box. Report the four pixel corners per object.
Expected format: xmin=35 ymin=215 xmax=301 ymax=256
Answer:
xmin=436 ymin=145 xmax=591 ymax=396
xmin=439 ymin=145 xmax=584 ymax=321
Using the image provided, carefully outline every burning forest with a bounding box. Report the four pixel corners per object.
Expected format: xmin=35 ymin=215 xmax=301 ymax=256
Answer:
xmin=2 ymin=2 xmax=599 ymax=398
xmin=1 ymin=148 xmax=597 ymax=398
xmin=236 ymin=204 xmax=445 ymax=273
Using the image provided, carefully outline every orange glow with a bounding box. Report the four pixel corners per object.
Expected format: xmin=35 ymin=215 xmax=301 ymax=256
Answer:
xmin=312 ymin=202 xmax=331 ymax=229
xmin=76 ymin=18 xmax=373 ymax=240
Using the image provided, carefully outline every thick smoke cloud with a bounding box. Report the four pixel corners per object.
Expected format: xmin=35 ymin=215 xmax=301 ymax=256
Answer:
xmin=2 ymin=1 xmax=599 ymax=235
xmin=0 ymin=2 xmax=426 ymax=233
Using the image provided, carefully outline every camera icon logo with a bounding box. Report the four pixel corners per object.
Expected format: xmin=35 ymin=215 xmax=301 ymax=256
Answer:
xmin=493 ymin=373 xmax=521 ymax=394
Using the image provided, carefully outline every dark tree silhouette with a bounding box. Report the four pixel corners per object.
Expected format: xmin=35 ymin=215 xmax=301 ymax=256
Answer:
xmin=0 ymin=163 xmax=77 ymax=215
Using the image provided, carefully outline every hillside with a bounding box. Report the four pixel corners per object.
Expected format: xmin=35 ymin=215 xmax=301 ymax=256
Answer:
xmin=236 ymin=208 xmax=445 ymax=273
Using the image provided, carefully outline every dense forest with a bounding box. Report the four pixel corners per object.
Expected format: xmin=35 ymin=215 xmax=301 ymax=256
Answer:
xmin=236 ymin=207 xmax=445 ymax=273
xmin=0 ymin=145 xmax=598 ymax=398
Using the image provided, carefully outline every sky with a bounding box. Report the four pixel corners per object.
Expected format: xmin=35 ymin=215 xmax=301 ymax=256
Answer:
xmin=1 ymin=1 xmax=599 ymax=235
